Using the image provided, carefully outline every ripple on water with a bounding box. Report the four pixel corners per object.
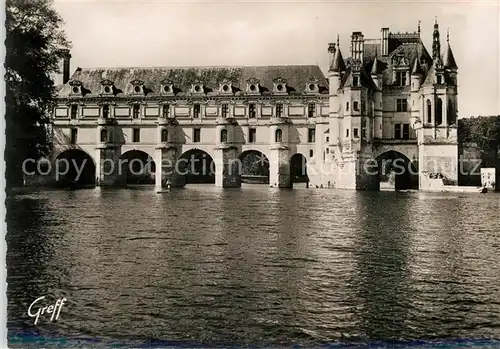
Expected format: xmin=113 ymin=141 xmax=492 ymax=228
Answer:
xmin=6 ymin=187 xmax=500 ymax=347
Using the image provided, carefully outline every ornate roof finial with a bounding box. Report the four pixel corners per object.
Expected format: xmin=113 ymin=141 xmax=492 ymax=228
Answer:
xmin=418 ymin=20 xmax=421 ymax=35
xmin=337 ymin=34 xmax=339 ymax=46
xmin=435 ymin=16 xmax=437 ymax=25
xmin=447 ymin=28 xmax=450 ymax=42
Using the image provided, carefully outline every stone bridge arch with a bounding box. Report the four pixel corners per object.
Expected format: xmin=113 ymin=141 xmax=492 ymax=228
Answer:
xmin=238 ymin=149 xmax=270 ymax=184
xmin=375 ymin=150 xmax=419 ymax=190
xmin=119 ymin=149 xmax=156 ymax=185
xmin=53 ymin=148 xmax=97 ymax=186
xmin=177 ymin=147 xmax=216 ymax=184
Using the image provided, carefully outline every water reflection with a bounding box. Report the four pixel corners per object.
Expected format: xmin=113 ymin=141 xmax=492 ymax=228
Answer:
xmin=351 ymin=192 xmax=413 ymax=341
xmin=6 ymin=187 xmax=500 ymax=347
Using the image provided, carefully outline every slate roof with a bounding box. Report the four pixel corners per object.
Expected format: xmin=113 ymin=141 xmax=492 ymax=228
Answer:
xmin=443 ymin=43 xmax=458 ymax=70
xmin=57 ymin=65 xmax=329 ymax=97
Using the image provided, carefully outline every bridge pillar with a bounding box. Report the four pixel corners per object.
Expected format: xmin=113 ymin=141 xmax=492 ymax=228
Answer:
xmin=154 ymin=146 xmax=185 ymax=189
xmin=214 ymin=145 xmax=241 ymax=188
xmin=269 ymin=146 xmax=291 ymax=188
xmin=96 ymin=146 xmax=125 ymax=186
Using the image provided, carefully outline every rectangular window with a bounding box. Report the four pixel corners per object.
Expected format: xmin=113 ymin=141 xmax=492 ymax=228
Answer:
xmin=70 ymin=129 xmax=77 ymax=144
xmin=395 ymin=71 xmax=407 ymax=86
xmin=193 ymin=128 xmax=201 ymax=143
xmin=437 ymin=75 xmax=442 ymax=84
xmin=346 ymin=102 xmax=349 ymax=111
xmin=354 ymin=128 xmax=359 ymax=138
xmin=308 ymin=128 xmax=316 ymax=143
xmin=353 ymin=101 xmax=359 ymax=111
xmin=353 ymin=76 xmax=359 ymax=87
xmin=276 ymin=103 xmax=283 ymax=117
xmin=133 ymin=105 xmax=140 ymax=119
xmin=70 ymin=105 xmax=78 ymax=119
xmin=308 ymin=103 xmax=315 ymax=118
xmin=193 ymin=104 xmax=200 ymax=118
xmin=402 ymin=123 xmax=410 ymax=139
xmin=249 ymin=104 xmax=256 ymax=118
xmin=396 ymin=99 xmax=408 ymax=112
xmin=346 ymin=129 xmax=349 ymax=137
xmin=103 ymin=105 xmax=109 ymax=118
xmin=249 ymin=128 xmax=256 ymax=143
xmin=221 ymin=104 xmax=228 ymax=118
xmin=132 ymin=128 xmax=140 ymax=142
xmin=394 ymin=124 xmax=402 ymax=139
xmin=326 ymin=136 xmax=329 ymax=142
xmin=162 ymin=104 xmax=170 ymax=118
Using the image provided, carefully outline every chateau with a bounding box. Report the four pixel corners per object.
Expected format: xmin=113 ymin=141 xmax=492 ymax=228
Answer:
xmin=52 ymin=20 xmax=459 ymax=190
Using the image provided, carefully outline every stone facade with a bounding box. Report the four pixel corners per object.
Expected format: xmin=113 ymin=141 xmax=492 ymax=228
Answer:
xmin=52 ymin=20 xmax=459 ymax=190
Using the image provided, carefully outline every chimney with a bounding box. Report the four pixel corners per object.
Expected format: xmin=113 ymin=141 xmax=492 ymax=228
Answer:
xmin=61 ymin=49 xmax=71 ymax=84
xmin=351 ymin=31 xmax=364 ymax=63
xmin=381 ymin=27 xmax=389 ymax=56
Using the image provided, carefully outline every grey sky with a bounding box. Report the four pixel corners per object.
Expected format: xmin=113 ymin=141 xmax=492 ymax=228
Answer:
xmin=54 ymin=0 xmax=500 ymax=118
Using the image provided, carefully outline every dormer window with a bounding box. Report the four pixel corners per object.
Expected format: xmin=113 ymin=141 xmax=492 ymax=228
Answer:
xmin=352 ymin=76 xmax=359 ymax=87
xmin=192 ymin=83 xmax=204 ymax=94
xmin=69 ymin=80 xmax=82 ymax=95
xmin=100 ymin=80 xmax=114 ymax=95
xmin=307 ymin=78 xmax=319 ymax=93
xmin=395 ymin=71 xmax=407 ymax=86
xmin=246 ymin=78 xmax=261 ymax=94
xmin=161 ymin=79 xmax=174 ymax=94
xmin=131 ymin=79 xmax=144 ymax=95
xmin=220 ymin=79 xmax=233 ymax=94
xmin=273 ymin=77 xmax=287 ymax=94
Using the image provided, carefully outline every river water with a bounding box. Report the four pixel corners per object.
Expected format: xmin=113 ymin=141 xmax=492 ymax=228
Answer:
xmin=6 ymin=186 xmax=500 ymax=348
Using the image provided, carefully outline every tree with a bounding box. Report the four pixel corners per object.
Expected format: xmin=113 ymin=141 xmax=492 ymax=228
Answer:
xmin=5 ymin=0 xmax=71 ymax=187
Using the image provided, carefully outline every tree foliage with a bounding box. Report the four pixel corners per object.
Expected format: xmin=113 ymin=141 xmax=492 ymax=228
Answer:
xmin=458 ymin=116 xmax=500 ymax=154
xmin=5 ymin=0 xmax=71 ymax=186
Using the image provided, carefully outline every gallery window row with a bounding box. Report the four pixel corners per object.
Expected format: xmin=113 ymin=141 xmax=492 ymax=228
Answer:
xmin=69 ymin=127 xmax=318 ymax=145
xmin=66 ymin=103 xmax=319 ymax=119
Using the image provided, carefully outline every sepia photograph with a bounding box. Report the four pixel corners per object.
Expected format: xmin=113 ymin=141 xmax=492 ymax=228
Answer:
xmin=3 ymin=0 xmax=500 ymax=348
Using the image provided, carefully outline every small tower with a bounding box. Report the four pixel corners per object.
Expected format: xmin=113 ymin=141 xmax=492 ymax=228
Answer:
xmin=410 ymin=57 xmax=424 ymax=129
xmin=443 ymin=29 xmax=458 ymax=85
xmin=371 ymin=54 xmax=383 ymax=139
xmin=443 ymin=29 xmax=459 ymax=126
xmin=432 ymin=18 xmax=441 ymax=60
xmin=328 ymin=35 xmax=346 ymax=146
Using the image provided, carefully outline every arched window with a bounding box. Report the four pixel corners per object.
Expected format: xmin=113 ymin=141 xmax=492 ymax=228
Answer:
xmin=447 ymin=100 xmax=456 ymax=125
xmin=161 ymin=129 xmax=168 ymax=142
xmin=275 ymin=128 xmax=283 ymax=143
xmin=426 ymin=99 xmax=432 ymax=124
xmin=435 ymin=98 xmax=443 ymax=125
xmin=100 ymin=128 xmax=108 ymax=143
xmin=220 ymin=129 xmax=228 ymax=143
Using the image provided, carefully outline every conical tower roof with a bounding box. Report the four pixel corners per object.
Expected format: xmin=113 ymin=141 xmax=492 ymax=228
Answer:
xmin=443 ymin=42 xmax=458 ymax=70
xmin=411 ymin=57 xmax=424 ymax=75
xmin=371 ymin=58 xmax=379 ymax=75
xmin=329 ymin=35 xmax=346 ymax=73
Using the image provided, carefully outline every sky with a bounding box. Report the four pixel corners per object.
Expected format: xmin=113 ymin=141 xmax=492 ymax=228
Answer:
xmin=53 ymin=0 xmax=500 ymax=118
